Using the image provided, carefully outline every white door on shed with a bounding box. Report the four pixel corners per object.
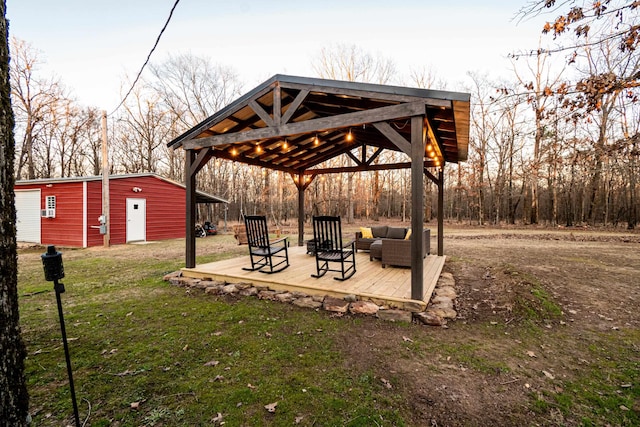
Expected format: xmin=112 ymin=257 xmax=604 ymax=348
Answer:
xmin=126 ymin=198 xmax=146 ymax=242
xmin=15 ymin=189 xmax=41 ymax=243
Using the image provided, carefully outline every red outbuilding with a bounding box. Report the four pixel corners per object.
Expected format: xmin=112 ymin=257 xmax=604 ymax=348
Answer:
xmin=14 ymin=173 xmax=226 ymax=247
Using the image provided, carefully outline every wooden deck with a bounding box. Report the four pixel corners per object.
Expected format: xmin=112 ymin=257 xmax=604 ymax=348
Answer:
xmin=181 ymin=246 xmax=445 ymax=311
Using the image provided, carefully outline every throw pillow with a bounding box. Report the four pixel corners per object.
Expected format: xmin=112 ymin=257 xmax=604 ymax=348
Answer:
xmin=404 ymin=229 xmax=412 ymax=240
xmin=387 ymin=226 xmax=406 ymax=239
xmin=360 ymin=227 xmax=373 ymax=239
xmin=371 ymin=225 xmax=388 ymax=238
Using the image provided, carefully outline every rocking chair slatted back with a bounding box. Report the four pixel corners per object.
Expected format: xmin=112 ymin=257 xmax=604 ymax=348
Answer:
xmin=243 ymin=215 xmax=289 ymax=274
xmin=311 ymin=215 xmax=356 ymax=281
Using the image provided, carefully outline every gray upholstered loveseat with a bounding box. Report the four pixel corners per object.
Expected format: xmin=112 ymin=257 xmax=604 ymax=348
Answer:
xmin=355 ymin=225 xmax=430 ymax=268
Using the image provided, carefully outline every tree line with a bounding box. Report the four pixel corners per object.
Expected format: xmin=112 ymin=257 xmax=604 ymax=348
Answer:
xmin=10 ymin=5 xmax=639 ymax=229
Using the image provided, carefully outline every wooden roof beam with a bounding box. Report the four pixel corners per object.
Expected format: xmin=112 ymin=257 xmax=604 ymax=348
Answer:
xmin=183 ymin=102 xmax=426 ymax=150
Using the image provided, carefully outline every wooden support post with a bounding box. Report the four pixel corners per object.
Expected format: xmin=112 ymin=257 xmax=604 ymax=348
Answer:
xmin=185 ymin=150 xmax=197 ymax=268
xmin=297 ymin=174 xmax=305 ymax=246
xmin=438 ymin=167 xmax=444 ymax=256
xmin=101 ymin=111 xmax=110 ymax=247
xmin=410 ymin=116 xmax=425 ymax=300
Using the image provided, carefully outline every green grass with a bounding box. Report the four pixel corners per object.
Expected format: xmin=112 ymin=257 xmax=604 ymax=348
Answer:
xmin=18 ymin=239 xmax=410 ymax=426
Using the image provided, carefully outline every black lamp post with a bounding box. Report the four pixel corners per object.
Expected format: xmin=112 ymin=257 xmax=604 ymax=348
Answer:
xmin=41 ymin=245 xmax=80 ymax=426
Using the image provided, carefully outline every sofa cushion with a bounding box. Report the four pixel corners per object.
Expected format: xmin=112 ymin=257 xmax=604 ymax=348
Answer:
xmin=360 ymin=227 xmax=373 ymax=239
xmin=386 ymin=226 xmax=406 ymax=239
xmin=371 ymin=225 xmax=388 ymax=238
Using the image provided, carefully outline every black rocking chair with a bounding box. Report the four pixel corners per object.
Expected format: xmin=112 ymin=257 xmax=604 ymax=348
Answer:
xmin=243 ymin=215 xmax=289 ymax=274
xmin=311 ymin=215 xmax=356 ymax=281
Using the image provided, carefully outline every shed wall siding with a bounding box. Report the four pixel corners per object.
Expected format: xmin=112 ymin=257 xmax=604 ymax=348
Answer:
xmin=17 ymin=182 xmax=85 ymax=247
xmin=87 ymin=181 xmax=104 ymax=247
xmin=109 ymin=176 xmax=186 ymax=245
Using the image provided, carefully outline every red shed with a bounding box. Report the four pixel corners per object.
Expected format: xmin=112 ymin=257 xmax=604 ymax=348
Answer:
xmin=14 ymin=173 xmax=226 ymax=247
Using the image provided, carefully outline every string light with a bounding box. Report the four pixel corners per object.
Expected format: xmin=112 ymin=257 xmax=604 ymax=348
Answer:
xmin=346 ymin=129 xmax=353 ymax=142
xmin=231 ymin=148 xmax=237 ymax=156
xmin=314 ymin=135 xmax=319 ymax=145
xmin=256 ymin=145 xmax=262 ymax=153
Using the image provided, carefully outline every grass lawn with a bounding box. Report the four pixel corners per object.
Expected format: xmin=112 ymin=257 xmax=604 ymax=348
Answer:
xmin=17 ymin=226 xmax=640 ymax=426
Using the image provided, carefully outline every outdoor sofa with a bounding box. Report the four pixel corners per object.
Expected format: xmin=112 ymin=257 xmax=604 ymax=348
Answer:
xmin=355 ymin=225 xmax=430 ymax=268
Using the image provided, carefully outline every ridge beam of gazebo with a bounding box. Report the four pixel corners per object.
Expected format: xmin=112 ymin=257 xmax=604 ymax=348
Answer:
xmin=168 ymin=75 xmax=470 ymax=302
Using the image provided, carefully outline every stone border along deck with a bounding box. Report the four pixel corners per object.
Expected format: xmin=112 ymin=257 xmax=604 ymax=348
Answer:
xmin=163 ymin=271 xmax=458 ymax=326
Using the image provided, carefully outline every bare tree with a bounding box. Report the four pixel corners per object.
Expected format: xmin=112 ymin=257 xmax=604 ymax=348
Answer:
xmin=314 ymin=44 xmax=396 ymax=84
xmin=0 ymin=1 xmax=29 ymax=424
xmin=149 ymin=53 xmax=243 ymax=131
xmin=113 ymin=85 xmax=173 ymax=174
xmin=409 ymin=65 xmax=448 ymax=90
xmin=10 ymin=37 xmax=68 ymax=179
xmin=512 ymin=47 xmax=565 ymax=223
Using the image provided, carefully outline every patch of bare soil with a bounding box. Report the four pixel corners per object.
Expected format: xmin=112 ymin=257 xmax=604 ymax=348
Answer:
xmin=336 ymin=227 xmax=640 ymax=426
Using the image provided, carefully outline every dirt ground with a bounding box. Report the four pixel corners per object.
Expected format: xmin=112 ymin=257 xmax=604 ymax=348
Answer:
xmin=336 ymin=225 xmax=640 ymax=426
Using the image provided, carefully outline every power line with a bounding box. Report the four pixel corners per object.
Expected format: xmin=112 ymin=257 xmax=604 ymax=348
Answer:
xmin=108 ymin=0 xmax=181 ymax=116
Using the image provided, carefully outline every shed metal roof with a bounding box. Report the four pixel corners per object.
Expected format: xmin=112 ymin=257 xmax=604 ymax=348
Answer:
xmin=15 ymin=173 xmax=228 ymax=204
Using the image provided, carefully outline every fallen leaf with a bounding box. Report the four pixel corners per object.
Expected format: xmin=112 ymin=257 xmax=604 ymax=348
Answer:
xmin=542 ymin=370 xmax=555 ymax=380
xmin=204 ymin=360 xmax=219 ymax=367
xmin=126 ymin=312 xmax=133 ymax=317
xmin=620 ymin=405 xmax=629 ymax=411
xmin=130 ymin=401 xmax=140 ymax=410
xmin=247 ymin=383 xmax=256 ymax=390
xmin=381 ymin=378 xmax=392 ymax=389
xmin=213 ymin=331 xmax=223 ymax=336
xmin=265 ymin=401 xmax=278 ymax=413
xmin=620 ymin=383 xmax=632 ymax=388
xmin=265 ymin=332 xmax=272 ymax=338
xmin=526 ymin=351 xmax=537 ymax=358
xmin=211 ymin=412 xmax=224 ymax=425
xmin=182 ymin=344 xmax=189 ymax=351
xmin=402 ymin=336 xmax=413 ymax=343
xmin=211 ymin=375 xmax=224 ymax=382
xmin=295 ymin=416 xmax=304 ymax=424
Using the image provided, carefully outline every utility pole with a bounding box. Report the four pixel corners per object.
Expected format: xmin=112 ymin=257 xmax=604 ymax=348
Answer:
xmin=101 ymin=111 xmax=110 ymax=247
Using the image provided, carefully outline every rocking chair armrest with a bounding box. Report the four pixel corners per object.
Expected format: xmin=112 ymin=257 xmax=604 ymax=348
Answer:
xmin=271 ymin=237 xmax=288 ymax=246
xmin=343 ymin=239 xmax=356 ymax=250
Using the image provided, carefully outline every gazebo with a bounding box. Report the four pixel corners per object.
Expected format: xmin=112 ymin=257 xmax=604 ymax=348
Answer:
xmin=167 ymin=75 xmax=470 ymax=300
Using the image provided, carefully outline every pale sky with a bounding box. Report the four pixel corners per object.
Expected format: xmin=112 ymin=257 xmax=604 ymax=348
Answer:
xmin=7 ymin=0 xmax=551 ymax=110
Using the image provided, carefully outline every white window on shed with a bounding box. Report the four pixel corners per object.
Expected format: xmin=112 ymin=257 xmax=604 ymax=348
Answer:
xmin=46 ymin=195 xmax=56 ymax=209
